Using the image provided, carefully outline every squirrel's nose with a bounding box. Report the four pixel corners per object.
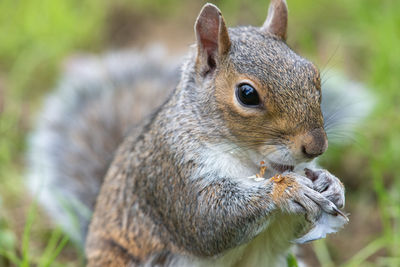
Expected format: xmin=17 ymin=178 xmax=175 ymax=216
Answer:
xmin=300 ymin=128 xmax=328 ymax=159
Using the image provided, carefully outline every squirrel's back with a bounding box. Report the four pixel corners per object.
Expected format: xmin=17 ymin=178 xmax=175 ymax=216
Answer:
xmin=27 ymin=46 xmax=181 ymax=244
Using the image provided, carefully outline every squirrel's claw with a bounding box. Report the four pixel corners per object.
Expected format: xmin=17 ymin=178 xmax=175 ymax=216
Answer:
xmin=305 ymin=168 xmax=346 ymax=209
xmin=269 ymin=173 xmax=348 ymax=243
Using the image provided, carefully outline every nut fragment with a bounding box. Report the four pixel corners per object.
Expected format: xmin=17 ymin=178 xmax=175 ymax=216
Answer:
xmin=255 ymin=161 xmax=267 ymax=178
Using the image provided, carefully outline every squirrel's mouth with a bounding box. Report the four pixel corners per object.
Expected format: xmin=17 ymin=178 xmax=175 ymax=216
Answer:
xmin=269 ymin=161 xmax=294 ymax=173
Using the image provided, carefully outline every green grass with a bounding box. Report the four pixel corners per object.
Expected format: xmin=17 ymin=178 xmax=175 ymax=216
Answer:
xmin=0 ymin=202 xmax=73 ymax=266
xmin=0 ymin=0 xmax=106 ymax=265
xmin=0 ymin=0 xmax=399 ymax=266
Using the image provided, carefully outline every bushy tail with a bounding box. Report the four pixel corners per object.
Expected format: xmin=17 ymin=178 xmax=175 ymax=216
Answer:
xmin=26 ymin=45 xmax=181 ymax=245
xmin=320 ymin=71 xmax=374 ymax=144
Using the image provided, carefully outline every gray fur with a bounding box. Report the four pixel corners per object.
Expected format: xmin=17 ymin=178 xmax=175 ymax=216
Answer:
xmin=321 ymin=71 xmax=374 ymax=143
xmin=27 ymin=47 xmax=369 ymax=246
xmin=85 ymin=22 xmax=346 ymax=265
xmin=27 ymin=47 xmax=369 ymax=249
xmin=26 ymin=4 xmax=372 ymax=265
xmin=27 ymin=45 xmax=181 ymax=244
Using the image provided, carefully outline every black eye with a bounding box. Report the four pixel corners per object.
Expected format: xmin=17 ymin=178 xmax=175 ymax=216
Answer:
xmin=236 ymin=83 xmax=260 ymax=107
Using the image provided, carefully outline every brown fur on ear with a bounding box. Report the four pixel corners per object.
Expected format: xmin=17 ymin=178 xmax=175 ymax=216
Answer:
xmin=261 ymin=0 xmax=288 ymax=40
xmin=195 ymin=3 xmax=231 ymax=76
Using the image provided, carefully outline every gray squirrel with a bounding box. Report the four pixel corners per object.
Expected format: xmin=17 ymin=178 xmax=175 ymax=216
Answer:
xmin=27 ymin=0 xmax=372 ymax=266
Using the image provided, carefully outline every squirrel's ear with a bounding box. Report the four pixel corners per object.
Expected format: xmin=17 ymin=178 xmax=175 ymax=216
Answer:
xmin=261 ymin=0 xmax=288 ymax=41
xmin=195 ymin=3 xmax=231 ymax=76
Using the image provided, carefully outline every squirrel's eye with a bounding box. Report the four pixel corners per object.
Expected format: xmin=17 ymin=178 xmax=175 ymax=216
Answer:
xmin=236 ymin=83 xmax=260 ymax=107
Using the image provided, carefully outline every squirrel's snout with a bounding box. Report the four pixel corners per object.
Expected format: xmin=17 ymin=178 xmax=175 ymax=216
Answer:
xmin=300 ymin=128 xmax=328 ymax=159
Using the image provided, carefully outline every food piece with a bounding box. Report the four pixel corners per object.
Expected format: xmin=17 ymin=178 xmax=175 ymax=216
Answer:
xmin=255 ymin=161 xmax=267 ymax=178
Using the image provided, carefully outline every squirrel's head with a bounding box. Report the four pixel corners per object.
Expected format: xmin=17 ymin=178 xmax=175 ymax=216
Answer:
xmin=192 ymin=0 xmax=327 ymax=173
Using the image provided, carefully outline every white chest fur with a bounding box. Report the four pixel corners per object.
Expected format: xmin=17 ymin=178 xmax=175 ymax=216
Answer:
xmin=191 ymin=143 xmax=260 ymax=181
xmin=176 ymin=144 xmax=304 ymax=267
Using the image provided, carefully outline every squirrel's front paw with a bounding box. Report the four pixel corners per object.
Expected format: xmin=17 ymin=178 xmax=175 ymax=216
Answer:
xmin=269 ymin=173 xmax=348 ymax=243
xmin=270 ymin=174 xmax=341 ymax=220
xmin=305 ymin=168 xmax=345 ymax=209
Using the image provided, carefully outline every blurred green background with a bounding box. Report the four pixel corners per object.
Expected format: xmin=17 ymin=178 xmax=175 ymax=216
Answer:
xmin=0 ymin=0 xmax=399 ymax=266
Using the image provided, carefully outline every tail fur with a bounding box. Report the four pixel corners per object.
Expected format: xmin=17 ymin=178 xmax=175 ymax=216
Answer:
xmin=321 ymin=71 xmax=374 ymax=144
xmin=27 ymin=45 xmax=181 ymax=245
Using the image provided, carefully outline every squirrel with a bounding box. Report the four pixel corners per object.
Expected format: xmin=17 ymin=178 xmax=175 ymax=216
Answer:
xmin=27 ymin=0 xmax=372 ymax=266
